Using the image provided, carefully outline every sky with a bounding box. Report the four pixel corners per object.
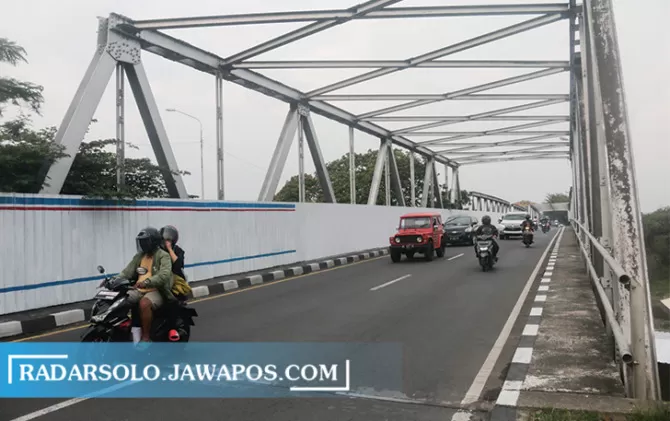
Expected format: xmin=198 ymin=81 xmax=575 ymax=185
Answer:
xmin=1 ymin=0 xmax=668 ymax=212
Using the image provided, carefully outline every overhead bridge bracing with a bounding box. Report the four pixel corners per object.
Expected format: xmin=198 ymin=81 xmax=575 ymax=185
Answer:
xmin=38 ymin=0 xmax=657 ymax=401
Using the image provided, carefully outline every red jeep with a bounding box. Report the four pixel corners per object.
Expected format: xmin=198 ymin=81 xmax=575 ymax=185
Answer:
xmin=389 ymin=212 xmax=446 ymax=262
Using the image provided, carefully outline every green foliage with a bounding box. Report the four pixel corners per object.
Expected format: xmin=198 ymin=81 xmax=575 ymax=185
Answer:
xmin=275 ymin=149 xmax=469 ymax=208
xmin=642 ymin=207 xmax=670 ymax=299
xmin=0 ymin=37 xmax=44 ymax=116
xmin=546 ymin=192 xmax=570 ymax=203
xmin=0 ymin=119 xmax=190 ymax=199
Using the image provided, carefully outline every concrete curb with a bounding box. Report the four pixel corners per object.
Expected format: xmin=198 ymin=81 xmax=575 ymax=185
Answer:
xmin=0 ymin=248 xmax=389 ymax=340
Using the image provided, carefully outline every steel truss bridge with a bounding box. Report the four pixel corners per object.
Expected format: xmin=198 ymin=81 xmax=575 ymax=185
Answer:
xmin=38 ymin=0 xmax=660 ymax=400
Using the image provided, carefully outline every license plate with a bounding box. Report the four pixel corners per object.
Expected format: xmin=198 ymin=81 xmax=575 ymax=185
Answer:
xmin=95 ymin=290 xmax=119 ymax=300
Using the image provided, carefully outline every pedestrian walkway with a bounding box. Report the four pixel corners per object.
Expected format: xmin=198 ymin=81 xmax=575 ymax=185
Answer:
xmin=495 ymin=228 xmax=631 ymax=419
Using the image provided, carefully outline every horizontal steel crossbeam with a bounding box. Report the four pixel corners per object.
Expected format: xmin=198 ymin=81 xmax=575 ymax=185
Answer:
xmin=132 ymin=4 xmax=571 ymax=30
xmin=233 ymin=60 xmax=570 ymax=69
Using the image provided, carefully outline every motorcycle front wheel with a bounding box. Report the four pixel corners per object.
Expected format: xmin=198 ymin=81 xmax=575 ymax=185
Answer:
xmin=81 ymin=325 xmax=111 ymax=342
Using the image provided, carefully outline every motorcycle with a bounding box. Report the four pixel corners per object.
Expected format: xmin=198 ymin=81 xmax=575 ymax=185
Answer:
xmin=541 ymin=222 xmax=550 ymax=233
xmin=81 ymin=265 xmax=198 ymax=343
xmin=522 ymin=226 xmax=534 ymax=248
xmin=475 ymin=234 xmax=496 ymax=272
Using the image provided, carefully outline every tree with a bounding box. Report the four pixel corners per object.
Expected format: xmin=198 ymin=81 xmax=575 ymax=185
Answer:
xmin=545 ymin=192 xmax=570 ymax=203
xmin=0 ymin=38 xmax=44 ymax=116
xmin=642 ymin=207 xmax=670 ymax=299
xmin=275 ymin=149 xmax=431 ymax=206
xmin=0 ymin=119 xmax=190 ymax=199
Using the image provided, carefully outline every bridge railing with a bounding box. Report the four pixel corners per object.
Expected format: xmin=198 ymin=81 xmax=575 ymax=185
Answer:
xmin=571 ymin=218 xmax=633 ymax=363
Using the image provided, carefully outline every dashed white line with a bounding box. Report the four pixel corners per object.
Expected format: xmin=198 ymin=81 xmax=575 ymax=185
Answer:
xmin=448 ymin=253 xmax=464 ymax=261
xmin=512 ymin=347 xmax=534 ymax=364
xmin=530 ymin=307 xmax=543 ymax=316
xmin=370 ymin=274 xmax=412 ymax=291
xmin=538 ymin=285 xmax=549 ymax=292
xmin=534 ymin=294 xmax=547 ymax=302
xmin=540 ymin=278 xmax=551 ymax=284
xmin=522 ymin=324 xmax=540 ymax=336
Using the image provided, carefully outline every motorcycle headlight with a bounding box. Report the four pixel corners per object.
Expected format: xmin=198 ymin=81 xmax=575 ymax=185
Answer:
xmin=395 ymin=237 xmax=401 ymax=243
xmin=416 ymin=236 xmax=423 ymax=242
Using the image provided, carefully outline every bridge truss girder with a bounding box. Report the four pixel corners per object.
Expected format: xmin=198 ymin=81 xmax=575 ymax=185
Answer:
xmin=40 ymin=0 xmax=576 ymax=204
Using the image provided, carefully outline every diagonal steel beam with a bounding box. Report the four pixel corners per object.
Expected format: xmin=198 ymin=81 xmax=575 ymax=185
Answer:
xmin=122 ymin=24 xmax=456 ymax=166
xmin=443 ymin=144 xmax=570 ymax=156
xmin=414 ymin=120 xmax=569 ymax=145
xmin=234 ymin=60 xmax=570 ymax=69
xmin=332 ymin=68 xmax=566 ymax=118
xmin=223 ymin=0 xmax=403 ymax=65
xmin=307 ymin=13 xmax=566 ymax=96
xmin=434 ymin=133 xmax=568 ymax=154
xmin=369 ymin=114 xmax=569 ymax=122
xmin=459 ymin=154 xmax=570 ymax=166
xmin=457 ymin=155 xmax=570 ymax=165
xmin=318 ymin=93 xmax=568 ymax=102
xmin=133 ymin=4 xmax=571 ymax=29
xmin=387 ymin=140 xmax=406 ymax=206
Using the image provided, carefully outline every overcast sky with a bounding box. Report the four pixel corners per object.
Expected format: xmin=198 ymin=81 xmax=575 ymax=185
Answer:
xmin=2 ymin=0 xmax=668 ymax=212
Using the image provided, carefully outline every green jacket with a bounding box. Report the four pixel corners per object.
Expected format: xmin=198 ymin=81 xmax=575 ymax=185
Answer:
xmin=119 ymin=248 xmax=175 ymax=301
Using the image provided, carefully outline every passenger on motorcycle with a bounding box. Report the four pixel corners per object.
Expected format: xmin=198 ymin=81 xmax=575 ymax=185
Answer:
xmin=474 ymin=215 xmax=500 ymax=261
xmin=160 ymin=225 xmax=185 ymax=280
xmin=119 ymin=227 xmax=174 ymax=343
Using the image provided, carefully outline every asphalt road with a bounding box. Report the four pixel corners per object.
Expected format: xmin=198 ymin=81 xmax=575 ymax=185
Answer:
xmin=2 ymin=230 xmax=558 ymax=421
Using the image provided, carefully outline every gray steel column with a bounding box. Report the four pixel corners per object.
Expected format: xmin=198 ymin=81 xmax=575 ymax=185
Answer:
xmin=409 ymin=152 xmax=416 ymax=206
xmin=368 ymin=141 xmax=388 ymax=205
xmin=298 ymin=114 xmax=305 ymax=203
xmin=385 ymin=142 xmax=391 ymax=206
xmin=115 ymin=63 xmax=125 ymax=192
xmin=421 ymin=158 xmax=434 ymax=208
xmin=302 ymin=110 xmax=336 ymax=203
xmin=40 ymin=35 xmax=117 ymax=194
xmin=575 ymin=57 xmax=593 ymax=239
xmin=450 ymin=167 xmax=461 ymax=208
xmin=124 ymin=62 xmax=188 ymax=198
xmin=349 ymin=126 xmax=356 ymax=204
xmin=387 ymin=140 xmax=406 ymax=207
xmin=582 ymin=4 xmax=615 ymax=321
xmin=432 ymin=160 xmax=443 ymax=208
xmin=258 ymin=106 xmax=299 ymax=201
xmin=586 ymin=0 xmax=659 ymax=399
xmin=215 ymin=73 xmax=225 ymax=200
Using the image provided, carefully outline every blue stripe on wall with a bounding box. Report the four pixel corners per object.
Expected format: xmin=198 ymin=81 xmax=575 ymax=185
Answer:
xmin=0 ymin=250 xmax=297 ymax=294
xmin=0 ymin=196 xmax=295 ymax=209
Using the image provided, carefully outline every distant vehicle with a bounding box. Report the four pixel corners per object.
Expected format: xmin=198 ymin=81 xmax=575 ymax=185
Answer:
xmin=553 ymin=220 xmax=560 ymax=227
xmin=498 ymin=212 xmax=528 ymax=240
xmin=389 ymin=212 xmax=445 ymax=262
xmin=443 ymin=215 xmax=478 ymax=246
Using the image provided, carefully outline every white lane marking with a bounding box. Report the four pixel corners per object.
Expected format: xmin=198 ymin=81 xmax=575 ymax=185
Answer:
xmin=544 ymin=271 xmax=553 ymax=277
xmin=535 ymin=294 xmax=547 ymax=302
xmin=448 ymin=253 xmax=464 ymax=261
xmin=540 ymin=278 xmax=551 ymax=284
xmin=459 ymin=228 xmax=562 ymax=405
xmin=512 ymin=347 xmax=534 ymax=364
xmin=8 ymin=380 xmax=139 ymax=421
xmin=538 ymin=285 xmax=549 ymax=292
xmin=370 ymin=274 xmax=412 ymax=291
xmin=522 ymin=324 xmax=540 ymax=336
xmin=496 ymin=380 xmax=523 ymax=407
xmin=530 ymin=307 xmax=543 ymax=316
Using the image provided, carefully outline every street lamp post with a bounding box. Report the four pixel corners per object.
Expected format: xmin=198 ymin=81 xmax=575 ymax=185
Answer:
xmin=166 ymin=108 xmax=204 ymax=199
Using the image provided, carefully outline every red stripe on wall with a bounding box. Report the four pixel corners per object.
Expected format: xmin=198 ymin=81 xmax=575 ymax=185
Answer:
xmin=0 ymin=206 xmax=295 ymax=212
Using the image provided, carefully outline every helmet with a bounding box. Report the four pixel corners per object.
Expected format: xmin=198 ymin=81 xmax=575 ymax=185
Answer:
xmin=160 ymin=225 xmax=179 ymax=245
xmin=136 ymin=227 xmax=162 ymax=254
xmin=525 ymin=214 xmax=531 ymax=220
xmin=482 ymin=215 xmax=491 ymax=225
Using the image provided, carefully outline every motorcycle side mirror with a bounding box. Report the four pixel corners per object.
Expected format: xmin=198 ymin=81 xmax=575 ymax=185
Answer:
xmin=97 ymin=265 xmax=105 ymax=274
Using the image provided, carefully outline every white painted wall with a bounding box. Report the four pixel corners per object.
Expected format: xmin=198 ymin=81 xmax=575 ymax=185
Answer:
xmin=0 ymin=193 xmax=504 ymax=315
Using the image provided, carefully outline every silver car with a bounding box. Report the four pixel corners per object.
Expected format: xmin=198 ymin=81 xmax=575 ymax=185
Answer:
xmin=497 ymin=212 xmax=528 ymax=240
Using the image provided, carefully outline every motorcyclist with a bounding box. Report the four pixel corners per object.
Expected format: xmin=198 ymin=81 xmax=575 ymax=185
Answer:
xmin=119 ymin=227 xmax=174 ymax=344
xmin=474 ymin=215 xmax=499 ymax=261
xmin=521 ymin=214 xmax=535 ymax=243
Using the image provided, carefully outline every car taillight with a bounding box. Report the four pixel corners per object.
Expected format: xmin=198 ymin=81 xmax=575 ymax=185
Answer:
xmin=119 ymin=320 xmax=131 ymax=329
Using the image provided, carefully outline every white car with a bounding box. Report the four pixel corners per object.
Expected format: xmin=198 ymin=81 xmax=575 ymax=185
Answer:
xmin=497 ymin=212 xmax=529 ymax=240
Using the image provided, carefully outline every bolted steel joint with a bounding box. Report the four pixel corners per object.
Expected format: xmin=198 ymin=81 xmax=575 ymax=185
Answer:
xmin=297 ymin=104 xmax=310 ymax=117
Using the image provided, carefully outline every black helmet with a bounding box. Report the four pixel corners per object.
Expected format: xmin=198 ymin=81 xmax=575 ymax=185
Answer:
xmin=136 ymin=227 xmax=161 ymax=254
xmin=160 ymin=225 xmax=179 ymax=245
xmin=482 ymin=215 xmax=491 ymax=225
xmin=525 ymin=214 xmax=531 ymax=220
